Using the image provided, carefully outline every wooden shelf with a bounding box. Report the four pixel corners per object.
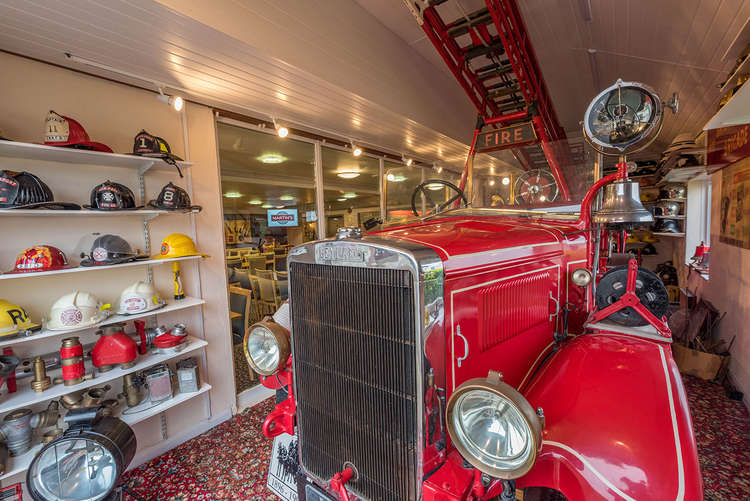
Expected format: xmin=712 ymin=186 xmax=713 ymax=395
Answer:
xmin=0 ymin=208 xmax=199 ymax=217
xmin=657 ymin=198 xmax=686 ymax=202
xmin=0 ymin=139 xmax=192 ymax=172
xmin=655 ymin=215 xmax=686 ymax=219
xmin=0 ymin=381 xmax=211 ymax=481
xmin=0 ymin=296 xmax=204 ymax=349
xmin=0 ymin=337 xmax=207 ymax=415
xmin=659 ymin=166 xmax=707 ymax=184
xmin=719 ymin=55 xmax=750 ymax=93
xmin=0 ymin=255 xmax=203 ymax=281
xmin=652 ymin=232 xmax=686 ymax=237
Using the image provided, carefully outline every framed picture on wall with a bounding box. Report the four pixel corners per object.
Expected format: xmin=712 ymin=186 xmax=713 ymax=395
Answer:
xmin=719 ymin=157 xmax=750 ymax=249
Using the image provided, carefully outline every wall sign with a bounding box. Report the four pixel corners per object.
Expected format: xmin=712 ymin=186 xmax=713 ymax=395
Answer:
xmin=475 ymin=121 xmax=537 ymax=153
xmin=719 ymin=157 xmax=750 ymax=249
xmin=707 ymin=123 xmax=750 ymax=166
xmin=268 ymin=209 xmax=299 ymax=227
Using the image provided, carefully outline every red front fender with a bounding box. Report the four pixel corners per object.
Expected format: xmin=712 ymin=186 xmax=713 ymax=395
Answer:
xmin=517 ymin=332 xmax=703 ymax=500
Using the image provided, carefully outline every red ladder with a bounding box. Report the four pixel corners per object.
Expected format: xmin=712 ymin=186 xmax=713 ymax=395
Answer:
xmin=405 ymin=0 xmax=571 ymax=200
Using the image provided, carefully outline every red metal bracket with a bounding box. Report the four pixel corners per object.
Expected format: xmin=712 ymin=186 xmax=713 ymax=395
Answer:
xmin=330 ymin=467 xmax=354 ymax=501
xmin=589 ymin=259 xmax=672 ymax=338
xmin=261 ymin=359 xmax=297 ymax=438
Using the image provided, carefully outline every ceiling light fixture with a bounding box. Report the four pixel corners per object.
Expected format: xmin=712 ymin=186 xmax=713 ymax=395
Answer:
xmin=249 ymin=199 xmax=262 ymax=205
xmin=224 ymin=191 xmax=242 ymax=198
xmin=157 ymin=88 xmax=183 ymax=111
xmin=279 ymin=194 xmax=295 ymax=201
xmin=490 ymin=166 xmax=495 ymax=174
xmin=489 ymin=180 xmax=496 ymax=186
xmin=337 ymin=198 xmax=346 ymax=202
xmin=403 ymin=155 xmax=413 ymax=167
xmin=351 ymin=141 xmax=363 ymax=157
xmin=258 ymin=154 xmax=286 ymax=164
xmin=426 ymin=183 xmax=444 ymax=191
xmin=337 ymin=169 xmax=361 ymax=179
xmin=276 ymin=205 xmax=285 ymax=209
xmin=502 ymin=177 xmax=510 ymax=185
xmin=342 ymin=192 xmax=357 ymax=199
xmin=273 ymin=118 xmax=289 ymax=138
xmin=262 ymin=203 xmax=273 ymax=208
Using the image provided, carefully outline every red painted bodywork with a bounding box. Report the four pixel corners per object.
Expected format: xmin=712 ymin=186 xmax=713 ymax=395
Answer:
xmin=261 ymin=158 xmax=702 ymax=499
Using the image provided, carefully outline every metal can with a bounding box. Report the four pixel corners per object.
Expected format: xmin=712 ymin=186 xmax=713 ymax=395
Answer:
xmin=176 ymin=358 xmax=200 ymax=393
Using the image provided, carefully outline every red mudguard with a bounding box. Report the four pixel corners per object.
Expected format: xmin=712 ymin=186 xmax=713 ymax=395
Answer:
xmin=423 ymin=332 xmax=702 ymax=500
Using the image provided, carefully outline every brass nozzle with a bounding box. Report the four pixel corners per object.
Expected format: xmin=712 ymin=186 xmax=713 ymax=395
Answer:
xmin=30 ymin=357 xmax=51 ymax=393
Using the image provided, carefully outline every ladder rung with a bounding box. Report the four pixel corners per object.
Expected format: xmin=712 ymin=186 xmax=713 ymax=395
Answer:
xmin=463 ymin=39 xmax=505 ymax=60
xmin=446 ymin=9 xmax=492 ymax=37
xmin=477 ymin=63 xmax=514 ymax=81
xmin=487 ymin=85 xmax=521 ymax=98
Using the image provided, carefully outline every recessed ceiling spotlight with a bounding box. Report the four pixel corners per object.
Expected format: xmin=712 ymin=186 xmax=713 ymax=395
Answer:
xmin=224 ymin=191 xmax=242 ymax=198
xmin=337 ymin=169 xmax=361 ymax=179
xmin=248 ymin=199 xmax=262 ymax=205
xmin=352 ymin=146 xmax=363 ymax=157
xmin=262 ymin=203 xmax=273 ymax=208
xmin=403 ymin=155 xmax=413 ymax=167
xmin=279 ymin=194 xmax=295 ymax=201
xmin=258 ymin=154 xmax=286 ymax=164
xmin=342 ymin=192 xmax=357 ymax=199
xmin=489 ymin=180 xmax=496 ymax=186
xmin=502 ymin=177 xmax=510 ymax=185
xmin=490 ymin=166 xmax=495 ymax=174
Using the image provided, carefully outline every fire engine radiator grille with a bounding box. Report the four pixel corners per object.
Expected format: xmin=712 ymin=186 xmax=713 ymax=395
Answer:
xmin=289 ymin=262 xmax=418 ymax=501
xmin=478 ymin=271 xmax=550 ymax=352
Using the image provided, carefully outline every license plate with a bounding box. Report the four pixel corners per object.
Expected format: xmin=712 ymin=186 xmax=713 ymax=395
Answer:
xmin=305 ymin=484 xmax=336 ymax=501
xmin=267 ymin=432 xmax=299 ymax=501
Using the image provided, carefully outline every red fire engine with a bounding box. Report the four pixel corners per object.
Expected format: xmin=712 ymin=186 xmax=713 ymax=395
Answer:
xmin=243 ymin=2 xmax=702 ymax=499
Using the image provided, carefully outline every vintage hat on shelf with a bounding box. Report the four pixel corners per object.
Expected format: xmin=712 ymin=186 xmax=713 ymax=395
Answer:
xmin=131 ymin=130 xmax=184 ymax=177
xmin=117 ymin=281 xmax=166 ymax=315
xmin=5 ymin=245 xmax=73 ymax=274
xmin=147 ymin=182 xmax=201 ymax=212
xmin=0 ymin=299 xmax=40 ymax=337
xmin=663 ymin=132 xmax=697 ymax=154
xmin=80 ymin=234 xmax=147 ymax=267
xmin=83 ymin=181 xmax=140 ymax=211
xmin=43 ymin=111 xmax=112 ymax=152
xmin=0 ymin=170 xmax=81 ymax=210
xmin=654 ymin=218 xmax=681 ymax=233
xmin=46 ymin=291 xmax=110 ymax=331
xmin=153 ymin=233 xmax=208 ymax=259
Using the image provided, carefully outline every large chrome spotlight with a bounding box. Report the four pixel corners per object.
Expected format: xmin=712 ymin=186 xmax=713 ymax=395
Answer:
xmin=243 ymin=320 xmax=291 ymax=376
xmin=446 ymin=371 xmax=543 ymax=479
xmin=27 ymin=409 xmax=136 ymax=501
xmin=583 ymin=79 xmax=663 ymax=156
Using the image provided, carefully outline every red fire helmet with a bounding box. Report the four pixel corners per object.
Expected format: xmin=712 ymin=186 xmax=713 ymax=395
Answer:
xmin=6 ymin=245 xmax=72 ymax=274
xmin=44 ymin=111 xmax=112 ymax=153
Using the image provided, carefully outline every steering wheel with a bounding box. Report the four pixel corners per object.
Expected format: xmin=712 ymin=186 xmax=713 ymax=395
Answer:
xmin=411 ymin=180 xmax=468 ymax=217
xmin=514 ymin=169 xmax=559 ymax=205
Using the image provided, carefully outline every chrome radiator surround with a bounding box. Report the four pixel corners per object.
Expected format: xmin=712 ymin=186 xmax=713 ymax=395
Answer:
xmin=287 ymin=236 xmax=443 ymax=501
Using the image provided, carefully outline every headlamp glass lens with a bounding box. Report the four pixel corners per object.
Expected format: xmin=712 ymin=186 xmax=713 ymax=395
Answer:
xmin=247 ymin=325 xmax=280 ymax=374
xmin=30 ymin=437 xmax=117 ymax=501
xmin=452 ymin=390 xmax=532 ymax=471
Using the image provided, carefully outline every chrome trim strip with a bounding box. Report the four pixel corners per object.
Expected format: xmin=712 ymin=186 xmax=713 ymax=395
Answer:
xmin=287 ymin=235 xmax=443 ymax=501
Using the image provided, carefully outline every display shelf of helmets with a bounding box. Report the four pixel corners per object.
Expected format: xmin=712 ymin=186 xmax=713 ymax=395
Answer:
xmin=655 ymin=148 xmax=705 ymax=180
xmin=0 ymin=296 xmax=205 ymax=350
xmin=0 ymin=208 xmax=200 ymax=217
xmin=0 ymin=336 xmax=207 ymax=416
xmin=704 ymin=79 xmax=750 ymax=131
xmin=657 ymin=166 xmax=708 ymax=185
xmin=0 ymin=380 xmax=212 ymax=481
xmin=0 ymin=139 xmax=193 ymax=173
xmin=0 ymin=255 xmax=203 ymax=281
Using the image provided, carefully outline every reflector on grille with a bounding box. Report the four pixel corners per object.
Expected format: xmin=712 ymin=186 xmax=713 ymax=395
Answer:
xmin=290 ymin=262 xmax=418 ymax=501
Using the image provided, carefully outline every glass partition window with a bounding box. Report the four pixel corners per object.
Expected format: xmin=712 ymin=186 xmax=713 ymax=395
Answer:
xmin=321 ymin=147 xmax=380 ymax=237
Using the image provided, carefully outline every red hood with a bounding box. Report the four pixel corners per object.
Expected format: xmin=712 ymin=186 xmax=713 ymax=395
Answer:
xmin=371 ymin=215 xmax=578 ymax=273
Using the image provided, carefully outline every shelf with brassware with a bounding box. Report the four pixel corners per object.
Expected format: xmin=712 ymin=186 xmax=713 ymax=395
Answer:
xmin=0 ymin=208 xmax=200 ymax=218
xmin=0 ymin=336 xmax=207 ymax=415
xmin=0 ymin=380 xmax=212 ymax=481
xmin=0 ymin=296 xmax=205 ymax=350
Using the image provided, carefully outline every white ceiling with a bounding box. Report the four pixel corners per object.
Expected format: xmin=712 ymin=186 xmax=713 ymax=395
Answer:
xmin=0 ymin=0 xmax=747 ymax=168
xmin=357 ymin=0 xmax=750 ymax=151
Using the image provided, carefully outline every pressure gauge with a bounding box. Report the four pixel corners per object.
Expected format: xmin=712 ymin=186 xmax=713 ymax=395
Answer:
xmin=583 ymin=79 xmax=664 ymax=156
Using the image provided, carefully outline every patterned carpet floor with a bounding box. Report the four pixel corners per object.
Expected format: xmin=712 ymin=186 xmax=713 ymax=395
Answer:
xmin=123 ymin=375 xmax=750 ymax=500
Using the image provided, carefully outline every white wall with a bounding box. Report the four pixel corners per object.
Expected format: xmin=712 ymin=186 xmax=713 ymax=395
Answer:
xmin=705 ymin=164 xmax=750 ymax=408
xmin=0 ymin=52 xmax=234 ymax=486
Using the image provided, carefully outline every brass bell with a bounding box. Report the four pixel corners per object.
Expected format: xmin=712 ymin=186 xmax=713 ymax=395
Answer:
xmin=593 ymin=180 xmax=654 ymax=226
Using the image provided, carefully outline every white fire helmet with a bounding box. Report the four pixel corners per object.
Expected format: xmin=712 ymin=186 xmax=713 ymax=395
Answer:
xmin=47 ymin=291 xmax=110 ymax=331
xmin=117 ymin=281 xmax=166 ymax=315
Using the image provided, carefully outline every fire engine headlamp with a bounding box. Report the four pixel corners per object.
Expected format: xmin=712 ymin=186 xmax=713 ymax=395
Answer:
xmin=446 ymin=371 xmax=543 ymax=479
xmin=243 ymin=320 xmax=290 ymax=376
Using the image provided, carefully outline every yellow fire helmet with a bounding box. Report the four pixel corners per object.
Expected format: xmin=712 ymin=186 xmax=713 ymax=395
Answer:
xmin=153 ymin=233 xmax=209 ymax=259
xmin=0 ymin=299 xmax=40 ymax=337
